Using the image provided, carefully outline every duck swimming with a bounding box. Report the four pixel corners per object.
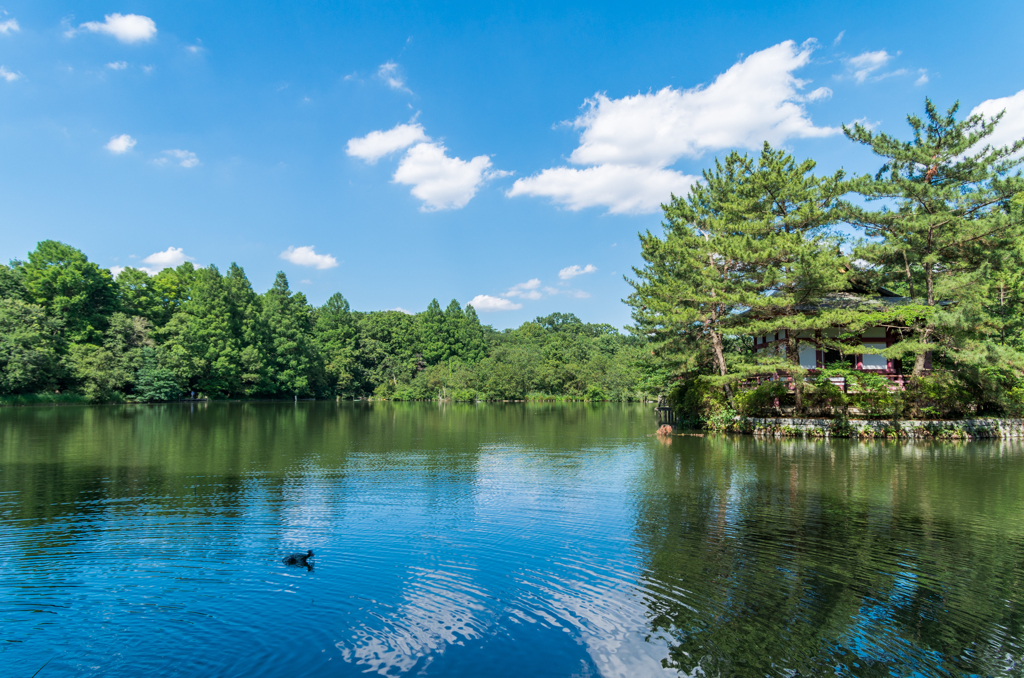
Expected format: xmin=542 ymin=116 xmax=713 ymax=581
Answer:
xmin=282 ymin=549 xmax=314 ymax=566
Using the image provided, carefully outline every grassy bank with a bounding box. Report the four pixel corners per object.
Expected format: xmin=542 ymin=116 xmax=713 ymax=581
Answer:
xmin=0 ymin=393 xmax=90 ymax=407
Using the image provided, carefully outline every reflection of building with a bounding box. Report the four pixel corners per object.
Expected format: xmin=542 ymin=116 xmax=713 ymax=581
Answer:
xmin=747 ymin=284 xmax=935 ymax=390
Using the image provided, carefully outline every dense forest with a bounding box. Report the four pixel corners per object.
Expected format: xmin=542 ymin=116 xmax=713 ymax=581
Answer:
xmin=629 ymin=100 xmax=1024 ymax=423
xmin=0 ymin=244 xmax=652 ymax=403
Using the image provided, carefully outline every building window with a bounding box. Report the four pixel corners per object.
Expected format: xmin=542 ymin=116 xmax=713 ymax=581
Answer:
xmin=799 ymin=344 xmax=817 ymax=369
xmin=861 ymin=342 xmax=887 ymax=370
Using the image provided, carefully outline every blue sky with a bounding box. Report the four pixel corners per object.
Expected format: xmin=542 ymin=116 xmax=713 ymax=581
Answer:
xmin=1 ymin=1 xmax=1022 ymax=330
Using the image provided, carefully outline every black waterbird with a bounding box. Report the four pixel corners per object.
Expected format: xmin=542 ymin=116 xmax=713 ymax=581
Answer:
xmin=282 ymin=549 xmax=314 ymax=566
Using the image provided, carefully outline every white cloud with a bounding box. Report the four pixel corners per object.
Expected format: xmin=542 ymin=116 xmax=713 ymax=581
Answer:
xmin=280 ymin=245 xmax=339 ymax=270
xmin=142 ymin=65 xmax=155 ymax=75
xmin=0 ymin=18 xmax=19 ymax=35
xmin=109 ymin=265 xmax=125 ymax=277
xmin=559 ymin=264 xmax=597 ymax=280
xmin=162 ymin=149 xmax=199 ymax=168
xmin=971 ymin=90 xmax=1024 ymax=154
xmin=377 ymin=61 xmax=410 ymax=93
xmin=846 ymin=50 xmax=895 ymax=84
xmin=509 ymin=164 xmax=697 ymax=215
xmin=346 ymin=123 xmax=430 ymax=164
xmin=393 ymin=142 xmax=506 ymax=211
xmin=185 ymin=44 xmax=203 ymax=54
xmin=802 ymin=86 xmax=832 ymax=102
xmin=391 ymin=307 xmax=413 ymax=315
xmin=502 ymin=278 xmax=542 ymax=300
xmin=107 ymin=61 xmax=128 ymax=70
xmin=510 ymin=40 xmax=836 ymax=215
xmin=126 ymin=247 xmax=194 ymax=275
xmin=105 ymin=134 xmax=136 ymax=154
xmin=0 ymin=65 xmax=19 ymax=82
xmin=467 ymin=294 xmax=522 ymax=312
xmin=915 ymin=71 xmax=929 ymax=86
xmin=76 ymin=13 xmax=156 ymax=43
xmin=833 ymin=30 xmax=844 ymax=46
xmin=565 ymin=40 xmax=836 ymax=168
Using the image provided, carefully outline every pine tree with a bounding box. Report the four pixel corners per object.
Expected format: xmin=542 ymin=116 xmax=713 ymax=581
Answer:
xmin=844 ymin=99 xmax=1024 ymax=376
xmin=627 ymin=144 xmax=848 ymax=405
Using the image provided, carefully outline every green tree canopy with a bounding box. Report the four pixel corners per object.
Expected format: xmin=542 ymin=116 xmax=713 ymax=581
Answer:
xmin=22 ymin=240 xmax=117 ymax=344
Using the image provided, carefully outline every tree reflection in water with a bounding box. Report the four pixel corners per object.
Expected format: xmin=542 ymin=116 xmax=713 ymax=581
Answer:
xmin=635 ymin=436 xmax=1024 ymax=677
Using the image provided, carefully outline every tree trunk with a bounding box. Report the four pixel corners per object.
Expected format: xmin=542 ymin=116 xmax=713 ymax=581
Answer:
xmin=709 ymin=329 xmax=736 ymax=407
xmin=786 ymin=330 xmax=803 ymax=415
xmin=903 ymin=251 xmax=915 ymax=300
xmin=911 ymin=327 xmax=932 ymax=377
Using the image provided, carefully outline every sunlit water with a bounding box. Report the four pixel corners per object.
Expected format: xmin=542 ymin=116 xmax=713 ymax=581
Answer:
xmin=1 ymin=403 xmax=1022 ymax=677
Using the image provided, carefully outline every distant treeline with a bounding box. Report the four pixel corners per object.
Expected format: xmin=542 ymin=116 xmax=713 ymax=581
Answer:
xmin=0 ymin=241 xmax=654 ymax=403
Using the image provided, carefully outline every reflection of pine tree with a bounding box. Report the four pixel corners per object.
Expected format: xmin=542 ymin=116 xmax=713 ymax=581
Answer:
xmin=634 ymin=440 xmax=1024 ymax=677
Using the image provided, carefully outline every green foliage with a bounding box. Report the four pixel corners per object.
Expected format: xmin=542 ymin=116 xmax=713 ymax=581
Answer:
xmin=22 ymin=240 xmax=117 ymax=344
xmin=844 ymin=98 xmax=1024 ymax=374
xmin=262 ymin=272 xmax=324 ymax=396
xmin=627 ymin=143 xmax=848 ymax=405
xmin=633 ymin=101 xmax=1024 ymax=423
xmin=132 ymin=347 xmax=180 ymax=402
xmin=0 ymin=298 xmax=63 ymax=394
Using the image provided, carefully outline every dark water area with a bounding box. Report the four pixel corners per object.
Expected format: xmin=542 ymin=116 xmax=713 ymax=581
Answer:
xmin=1 ymin=402 xmax=1022 ymax=677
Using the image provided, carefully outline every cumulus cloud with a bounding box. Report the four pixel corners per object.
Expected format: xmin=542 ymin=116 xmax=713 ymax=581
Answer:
xmin=105 ymin=134 xmax=136 ymax=154
xmin=467 ymin=294 xmax=522 ymax=312
xmin=846 ymin=50 xmax=898 ymax=83
xmin=117 ymin=247 xmax=194 ymax=275
xmin=394 ymin=142 xmax=507 ymax=211
xmin=509 ymin=164 xmax=697 ymax=215
xmin=280 ymin=245 xmax=339 ymax=270
xmin=75 ymin=13 xmax=156 ymax=43
xmin=0 ymin=65 xmax=19 ymax=82
xmin=0 ymin=18 xmax=19 ymax=35
xmin=378 ymin=61 xmax=411 ymax=93
xmin=558 ymin=264 xmax=597 ymax=280
xmin=971 ymin=90 xmax=1024 ymax=154
xmin=347 ymin=123 xmax=430 ymax=163
xmin=915 ymin=71 xmax=929 ymax=86
xmin=107 ymin=61 xmax=128 ymax=70
xmin=348 ymin=121 xmax=506 ymax=210
xmin=502 ymin=278 xmax=542 ymax=300
xmin=509 ymin=39 xmax=836 ymax=214
xmin=568 ymin=40 xmax=835 ymax=167
xmin=160 ymin=149 xmax=199 ymax=168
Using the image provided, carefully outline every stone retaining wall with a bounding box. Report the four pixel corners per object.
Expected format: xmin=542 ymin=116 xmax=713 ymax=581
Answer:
xmin=743 ymin=417 xmax=1024 ymax=439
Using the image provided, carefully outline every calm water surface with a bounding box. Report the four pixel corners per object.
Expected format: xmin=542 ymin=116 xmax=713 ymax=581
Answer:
xmin=1 ymin=403 xmax=1022 ymax=677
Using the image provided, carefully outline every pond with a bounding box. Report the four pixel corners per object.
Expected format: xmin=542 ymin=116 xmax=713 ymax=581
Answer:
xmin=1 ymin=402 xmax=1022 ymax=677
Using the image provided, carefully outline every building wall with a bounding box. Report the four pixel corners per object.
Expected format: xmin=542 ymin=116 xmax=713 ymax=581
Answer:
xmin=752 ymin=326 xmax=907 ymax=374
